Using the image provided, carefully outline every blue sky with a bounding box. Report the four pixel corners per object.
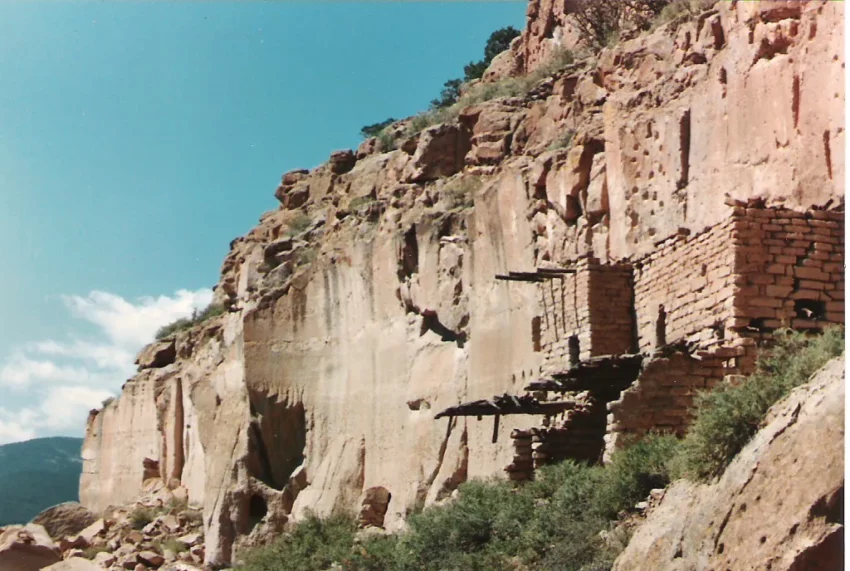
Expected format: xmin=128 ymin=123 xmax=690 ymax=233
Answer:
xmin=0 ymin=0 xmax=526 ymax=443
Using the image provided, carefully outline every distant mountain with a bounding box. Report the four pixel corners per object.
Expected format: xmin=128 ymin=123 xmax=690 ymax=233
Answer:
xmin=0 ymin=436 xmax=83 ymax=526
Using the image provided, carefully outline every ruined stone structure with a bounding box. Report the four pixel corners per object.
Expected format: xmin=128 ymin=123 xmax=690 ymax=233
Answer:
xmin=78 ymin=1 xmax=844 ymax=565
xmin=443 ymin=201 xmax=845 ymax=478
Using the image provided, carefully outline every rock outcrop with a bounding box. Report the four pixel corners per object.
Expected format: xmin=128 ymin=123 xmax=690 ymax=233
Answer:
xmin=613 ymin=356 xmax=845 ymax=571
xmin=78 ymin=0 xmax=844 ymax=566
xmin=0 ymin=524 xmax=62 ymax=571
xmin=31 ymin=504 xmax=98 ymax=544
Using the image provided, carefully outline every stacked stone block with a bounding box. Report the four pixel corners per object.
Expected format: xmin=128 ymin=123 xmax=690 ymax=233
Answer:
xmin=633 ymin=220 xmax=738 ymax=353
xmin=729 ymin=207 xmax=844 ymax=335
xmin=603 ymin=341 xmax=754 ymax=460
xmin=538 ymin=257 xmax=635 ymax=375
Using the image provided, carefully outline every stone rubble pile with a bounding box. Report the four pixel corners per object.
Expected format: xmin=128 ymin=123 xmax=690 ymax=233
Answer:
xmin=2 ymin=499 xmax=207 ymax=571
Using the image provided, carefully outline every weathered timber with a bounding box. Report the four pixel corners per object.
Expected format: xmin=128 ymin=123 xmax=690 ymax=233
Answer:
xmin=434 ymin=393 xmax=575 ymax=419
xmin=495 ymin=267 xmax=576 ymax=282
xmin=525 ymin=354 xmax=644 ymax=393
xmin=495 ymin=274 xmax=545 ymax=282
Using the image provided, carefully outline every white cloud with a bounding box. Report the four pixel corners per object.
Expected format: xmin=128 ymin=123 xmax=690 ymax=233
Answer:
xmin=0 ymin=288 xmax=213 ymax=443
xmin=0 ymin=416 xmax=37 ymax=445
xmin=38 ymin=386 xmax=114 ymax=431
xmin=63 ymin=289 xmax=213 ymax=349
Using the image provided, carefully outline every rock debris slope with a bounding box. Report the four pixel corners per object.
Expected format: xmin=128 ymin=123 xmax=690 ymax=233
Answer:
xmin=78 ymin=0 xmax=844 ymax=566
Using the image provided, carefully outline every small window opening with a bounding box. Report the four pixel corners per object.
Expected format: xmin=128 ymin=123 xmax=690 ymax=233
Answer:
xmin=568 ymin=335 xmax=580 ymax=366
xmin=794 ymin=299 xmax=826 ymax=320
xmin=655 ymin=305 xmax=667 ymax=347
xmin=531 ymin=317 xmax=542 ymax=352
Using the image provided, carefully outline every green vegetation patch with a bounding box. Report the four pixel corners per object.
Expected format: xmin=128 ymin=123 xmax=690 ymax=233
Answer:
xmin=673 ymin=326 xmax=844 ymax=480
xmin=154 ymin=301 xmax=226 ymax=340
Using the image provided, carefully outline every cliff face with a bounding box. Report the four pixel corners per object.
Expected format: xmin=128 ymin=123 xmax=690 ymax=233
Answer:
xmin=79 ymin=0 xmax=844 ymax=566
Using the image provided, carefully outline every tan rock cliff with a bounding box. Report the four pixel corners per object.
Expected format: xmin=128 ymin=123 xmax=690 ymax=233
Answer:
xmin=78 ymin=0 xmax=844 ymax=566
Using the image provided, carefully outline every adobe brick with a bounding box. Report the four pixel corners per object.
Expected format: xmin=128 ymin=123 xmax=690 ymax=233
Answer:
xmin=798 ymin=279 xmax=827 ymax=290
xmin=791 ymin=318 xmax=820 ymax=329
xmin=766 ymin=264 xmax=789 ymax=275
xmin=765 ymin=285 xmax=793 ymax=297
xmin=794 ymin=267 xmax=828 ymax=281
xmin=790 ymin=289 xmax=825 ymax=300
xmin=826 ymin=312 xmax=845 ymax=323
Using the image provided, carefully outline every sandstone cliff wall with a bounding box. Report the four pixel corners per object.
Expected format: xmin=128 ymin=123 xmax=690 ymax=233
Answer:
xmin=79 ymin=1 xmax=844 ymax=565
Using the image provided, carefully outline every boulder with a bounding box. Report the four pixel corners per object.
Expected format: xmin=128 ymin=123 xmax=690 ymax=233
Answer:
xmin=614 ymin=357 xmax=846 ymax=571
xmin=328 ymin=149 xmax=356 ymax=174
xmin=0 ymin=524 xmax=62 ymax=571
xmin=93 ymin=551 xmax=116 ymax=567
xmin=31 ymin=503 xmax=97 ymax=542
xmin=137 ymin=550 xmax=165 ymax=567
xmin=135 ymin=340 xmax=176 ymax=370
xmin=274 ymin=169 xmax=311 ymax=208
xmin=402 ymin=124 xmax=471 ymax=182
xmin=42 ymin=559 xmax=103 ymax=571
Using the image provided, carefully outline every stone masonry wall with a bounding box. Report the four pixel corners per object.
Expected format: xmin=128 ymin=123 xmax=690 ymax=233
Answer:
xmin=604 ymin=341 xmax=754 ymax=460
xmin=539 ymin=258 xmax=635 ymax=374
xmin=538 ymin=264 xmax=591 ymax=373
xmin=587 ymin=262 xmax=635 ymax=356
xmin=633 ymin=220 xmax=737 ymax=354
xmin=729 ymin=207 xmax=844 ymax=335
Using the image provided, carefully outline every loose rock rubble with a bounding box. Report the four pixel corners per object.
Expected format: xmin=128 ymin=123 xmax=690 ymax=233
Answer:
xmin=19 ymin=498 xmax=207 ymax=571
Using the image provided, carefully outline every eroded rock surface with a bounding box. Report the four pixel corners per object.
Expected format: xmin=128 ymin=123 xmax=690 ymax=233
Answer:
xmin=613 ymin=357 xmax=845 ymax=571
xmin=31 ymin=503 xmax=97 ymax=545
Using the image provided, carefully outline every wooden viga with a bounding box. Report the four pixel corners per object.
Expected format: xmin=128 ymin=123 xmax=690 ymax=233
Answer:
xmin=434 ymin=393 xmax=576 ymax=444
xmin=524 ymin=354 xmax=644 ymax=397
xmin=494 ymin=267 xmax=576 ymax=282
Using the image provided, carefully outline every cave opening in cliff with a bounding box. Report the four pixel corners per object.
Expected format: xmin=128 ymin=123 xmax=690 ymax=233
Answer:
xmin=247 ymin=391 xmax=307 ymax=491
xmin=247 ymin=494 xmax=268 ymax=533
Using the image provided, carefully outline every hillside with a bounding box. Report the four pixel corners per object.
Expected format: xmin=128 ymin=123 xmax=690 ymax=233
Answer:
xmin=0 ymin=437 xmax=83 ymax=526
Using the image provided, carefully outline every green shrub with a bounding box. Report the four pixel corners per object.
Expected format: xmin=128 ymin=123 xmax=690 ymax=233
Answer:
xmin=162 ymin=537 xmax=189 ymax=554
xmin=237 ymin=513 xmax=357 ymax=571
xmin=360 ymin=118 xmax=395 ymax=139
xmin=285 ymin=212 xmax=313 ymax=237
xmin=442 ymin=176 xmax=481 ymax=210
xmin=654 ymin=0 xmax=716 ymax=28
xmin=349 ymin=195 xmax=376 ymax=210
xmin=154 ymin=301 xmax=226 ymax=340
xmin=431 ymin=78 xmax=464 ymax=109
xmin=592 ymin=433 xmax=679 ymax=520
xmin=130 ymin=506 xmax=157 ymax=530
xmin=376 ymin=129 xmax=397 ymax=152
xmin=236 ymin=439 xmax=674 ymax=571
xmin=407 ymin=47 xmax=575 ymax=137
xmin=548 ymin=129 xmax=576 ymax=151
xmin=101 ymin=396 xmax=115 ymax=408
xmin=463 ymin=26 xmax=521 ymax=82
xmin=674 ymin=326 xmax=844 ymax=480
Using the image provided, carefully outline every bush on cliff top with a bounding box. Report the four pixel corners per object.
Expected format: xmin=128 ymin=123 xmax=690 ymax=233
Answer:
xmin=154 ymin=301 xmax=226 ymax=340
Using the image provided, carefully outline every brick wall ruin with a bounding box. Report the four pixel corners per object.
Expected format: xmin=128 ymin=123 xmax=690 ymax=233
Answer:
xmin=538 ymin=258 xmax=634 ymax=375
xmin=502 ymin=204 xmax=844 ymax=477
